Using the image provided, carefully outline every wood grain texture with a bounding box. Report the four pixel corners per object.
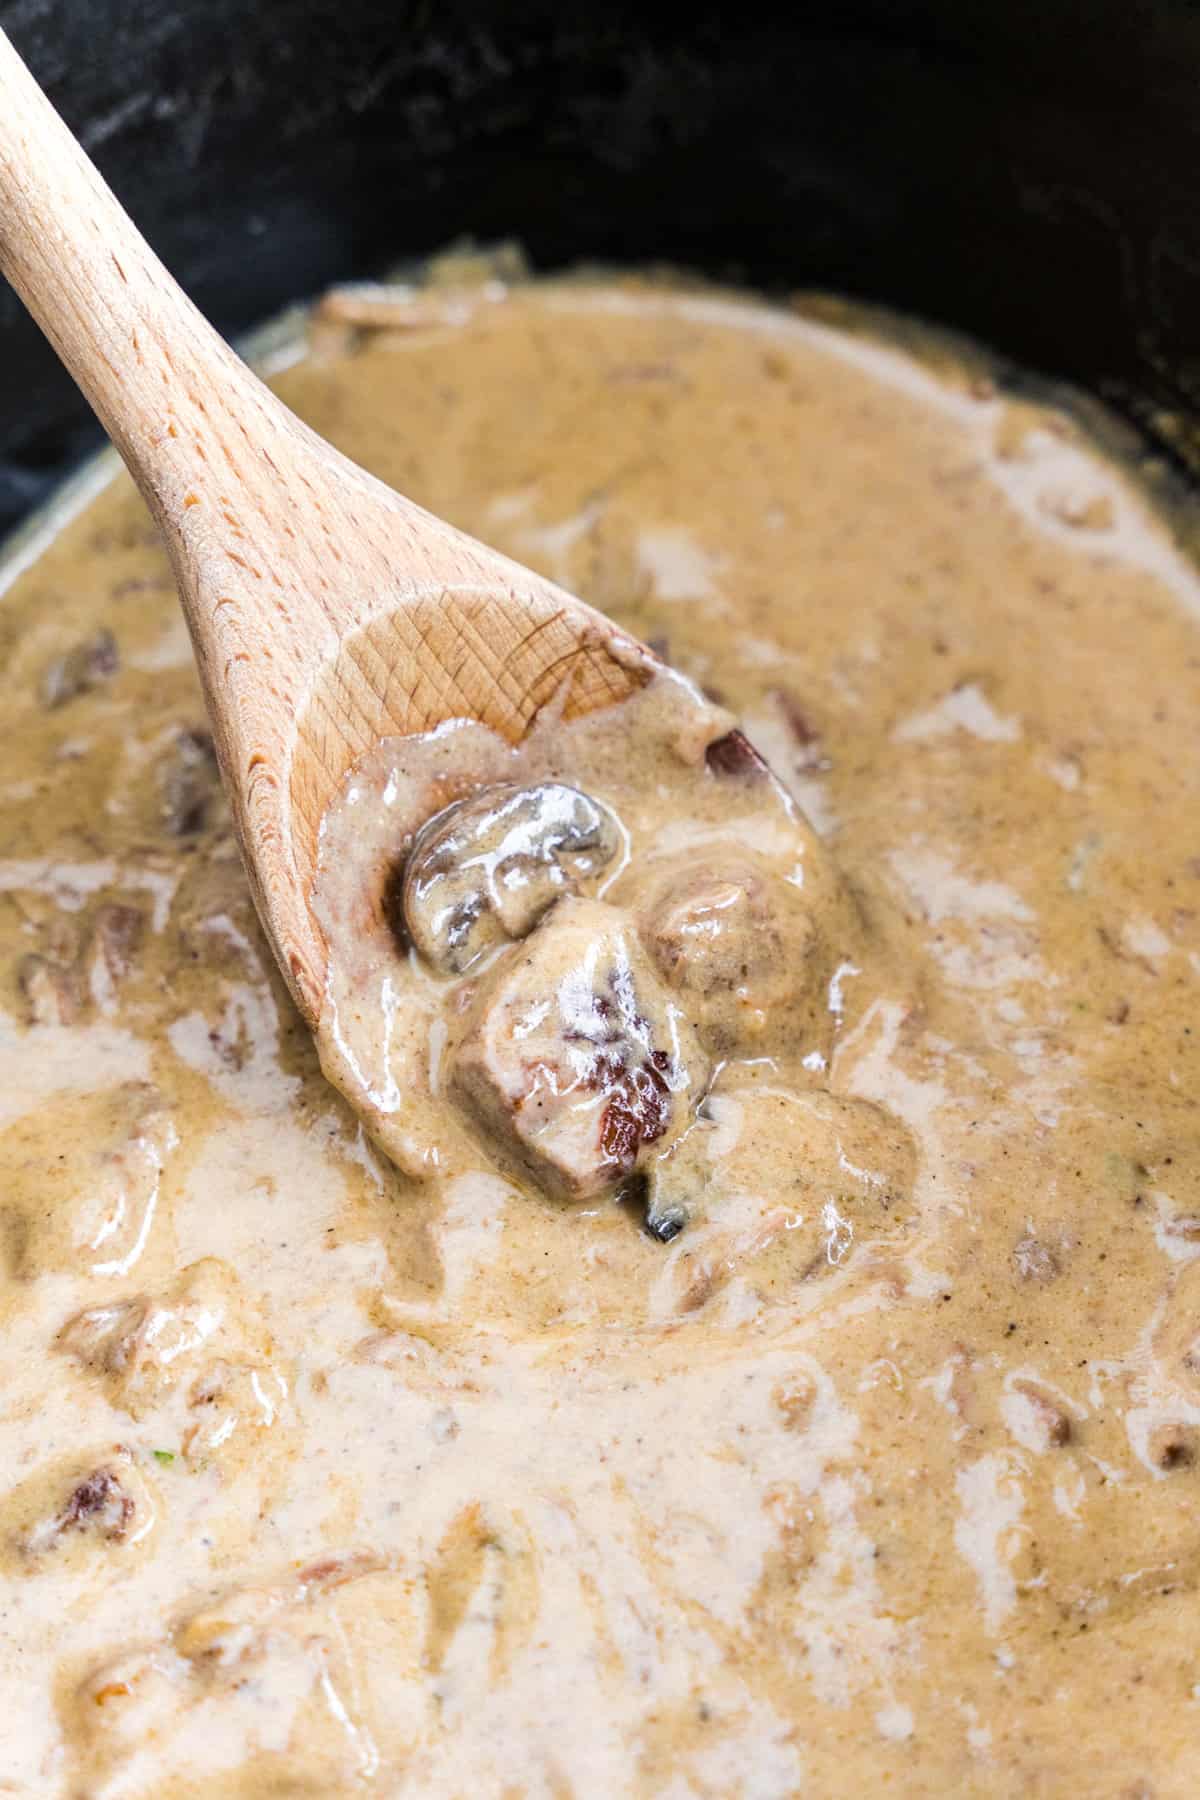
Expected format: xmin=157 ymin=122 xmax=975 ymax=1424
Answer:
xmin=0 ymin=29 xmax=655 ymax=1022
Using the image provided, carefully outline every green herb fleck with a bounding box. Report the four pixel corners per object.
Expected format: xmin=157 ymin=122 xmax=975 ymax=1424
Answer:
xmin=152 ymin=1449 xmax=176 ymax=1466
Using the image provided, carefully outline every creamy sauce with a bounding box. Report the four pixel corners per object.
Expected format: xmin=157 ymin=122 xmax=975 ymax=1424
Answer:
xmin=2 ymin=269 xmax=1199 ymax=1795
xmin=312 ymin=676 xmax=860 ymax=1216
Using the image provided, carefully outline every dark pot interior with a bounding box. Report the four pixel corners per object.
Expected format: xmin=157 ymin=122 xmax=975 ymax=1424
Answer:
xmin=1 ymin=0 xmax=1198 ymax=538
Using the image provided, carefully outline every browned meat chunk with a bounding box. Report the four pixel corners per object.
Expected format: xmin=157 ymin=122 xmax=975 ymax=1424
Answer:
xmin=52 ymin=1469 xmax=135 ymax=1542
xmin=57 ymin=1258 xmax=274 ymax=1419
xmin=704 ymin=729 xmax=770 ymax=780
xmin=14 ymin=902 xmax=144 ymax=1027
xmin=71 ymin=1555 xmax=420 ymax=1785
xmin=4 ymin=1446 xmax=156 ymax=1569
xmin=57 ymin=1259 xmax=289 ymax=1472
xmin=183 ymin=1356 xmax=289 ymax=1465
xmin=1 ymin=1081 xmax=176 ymax=1280
xmin=401 ymin=781 xmax=620 ymax=973
xmin=635 ymin=853 xmax=828 ymax=1057
xmin=450 ymin=896 xmax=707 ymax=1200
xmin=40 ymin=627 xmax=119 ymax=707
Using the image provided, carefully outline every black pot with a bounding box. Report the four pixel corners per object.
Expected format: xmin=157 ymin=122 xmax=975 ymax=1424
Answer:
xmin=2 ymin=0 xmax=1198 ymax=538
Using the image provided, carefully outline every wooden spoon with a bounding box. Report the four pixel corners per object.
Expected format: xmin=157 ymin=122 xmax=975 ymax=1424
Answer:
xmin=0 ymin=31 xmax=668 ymax=1024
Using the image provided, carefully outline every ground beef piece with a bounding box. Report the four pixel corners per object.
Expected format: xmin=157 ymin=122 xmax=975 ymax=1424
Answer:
xmin=401 ymin=781 xmax=619 ymax=974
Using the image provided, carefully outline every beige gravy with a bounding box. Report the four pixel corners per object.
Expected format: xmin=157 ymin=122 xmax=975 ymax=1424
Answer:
xmin=1 ymin=270 xmax=1199 ymax=1796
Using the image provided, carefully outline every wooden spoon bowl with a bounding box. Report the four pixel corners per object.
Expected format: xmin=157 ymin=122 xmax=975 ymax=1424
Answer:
xmin=289 ymin=579 xmax=652 ymax=1015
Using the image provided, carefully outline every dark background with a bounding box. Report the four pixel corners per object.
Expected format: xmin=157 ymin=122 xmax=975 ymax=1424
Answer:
xmin=1 ymin=0 xmax=1198 ymax=537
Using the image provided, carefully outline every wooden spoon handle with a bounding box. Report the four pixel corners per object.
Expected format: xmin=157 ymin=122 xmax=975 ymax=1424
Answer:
xmin=0 ymin=29 xmax=287 ymax=534
xmin=0 ymin=28 xmax=658 ymax=1032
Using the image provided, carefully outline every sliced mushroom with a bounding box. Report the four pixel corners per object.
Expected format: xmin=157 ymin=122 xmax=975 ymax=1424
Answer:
xmin=401 ymin=781 xmax=620 ymax=974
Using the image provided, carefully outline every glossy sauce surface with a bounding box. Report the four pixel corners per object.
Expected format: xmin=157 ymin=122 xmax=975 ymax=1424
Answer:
xmin=2 ymin=271 xmax=1199 ymax=1796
